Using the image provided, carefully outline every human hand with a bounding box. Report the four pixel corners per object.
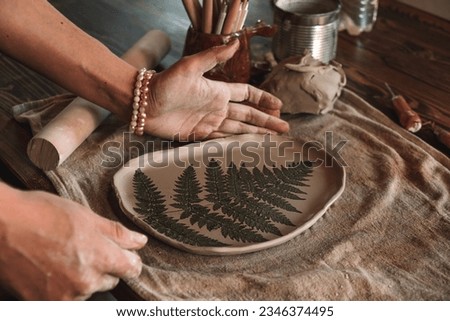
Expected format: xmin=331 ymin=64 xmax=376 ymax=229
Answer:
xmin=143 ymin=40 xmax=290 ymax=140
xmin=0 ymin=184 xmax=147 ymax=300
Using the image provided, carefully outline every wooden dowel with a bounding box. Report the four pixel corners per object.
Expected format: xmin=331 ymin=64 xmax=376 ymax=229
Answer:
xmin=236 ymin=0 xmax=249 ymax=30
xmin=212 ymin=0 xmax=221 ymax=28
xmin=215 ymin=1 xmax=228 ymax=34
xmin=231 ymin=1 xmax=243 ymax=32
xmin=202 ymin=0 xmax=214 ymax=33
xmin=182 ymin=0 xmax=202 ymax=31
xmin=221 ymin=0 xmax=242 ymax=34
xmin=193 ymin=0 xmax=203 ymax=30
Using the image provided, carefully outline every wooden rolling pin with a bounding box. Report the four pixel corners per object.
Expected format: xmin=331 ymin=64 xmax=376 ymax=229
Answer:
xmin=27 ymin=30 xmax=171 ymax=171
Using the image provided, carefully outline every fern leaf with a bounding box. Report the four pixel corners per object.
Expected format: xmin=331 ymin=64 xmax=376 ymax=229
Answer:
xmin=221 ymin=202 xmax=281 ymax=236
xmin=273 ymin=167 xmax=301 ymax=186
xmin=262 ymin=166 xmax=303 ymax=195
xmin=238 ymin=164 xmax=255 ymax=194
xmin=223 ymin=163 xmax=295 ymax=227
xmin=271 ymin=163 xmax=313 ymax=192
xmin=171 ymin=165 xmax=204 ymax=219
xmin=243 ymin=196 xmax=295 ymax=227
xmin=132 ymin=169 xmax=167 ymax=217
xmin=226 ymin=162 xmax=244 ymax=202
xmin=132 ymin=169 xmax=225 ymax=247
xmin=188 ymin=205 xmax=221 ymax=230
xmin=189 ymin=206 xmax=267 ymax=243
xmin=255 ymin=186 xmax=301 ymax=212
xmin=205 ymin=161 xmax=280 ymax=240
xmin=144 ymin=214 xmax=226 ymax=246
xmin=220 ymin=219 xmax=268 ymax=243
xmin=285 ymin=162 xmax=314 ymax=182
xmin=204 ymin=159 xmax=232 ymax=206
xmin=249 ymin=168 xmax=300 ymax=212
xmin=257 ymin=167 xmax=301 ymax=199
xmin=132 ymin=158 xmax=315 ymax=248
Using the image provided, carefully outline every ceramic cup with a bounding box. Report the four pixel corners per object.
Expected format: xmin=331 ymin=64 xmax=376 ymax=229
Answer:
xmin=182 ymin=21 xmax=277 ymax=83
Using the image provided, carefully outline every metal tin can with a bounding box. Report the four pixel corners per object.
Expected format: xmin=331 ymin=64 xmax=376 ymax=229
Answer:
xmin=272 ymin=0 xmax=341 ymax=63
xmin=341 ymin=0 xmax=378 ymax=32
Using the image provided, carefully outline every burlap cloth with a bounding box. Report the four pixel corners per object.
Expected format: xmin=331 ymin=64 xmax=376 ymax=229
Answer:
xmin=13 ymin=89 xmax=450 ymax=300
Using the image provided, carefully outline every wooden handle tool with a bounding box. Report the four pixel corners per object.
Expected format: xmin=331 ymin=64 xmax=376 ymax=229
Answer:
xmin=202 ymin=0 xmax=214 ymax=33
xmin=182 ymin=0 xmax=202 ymax=31
xmin=385 ymin=82 xmax=422 ymax=133
xmin=221 ymin=0 xmax=242 ymax=34
xmin=27 ymin=30 xmax=171 ymax=171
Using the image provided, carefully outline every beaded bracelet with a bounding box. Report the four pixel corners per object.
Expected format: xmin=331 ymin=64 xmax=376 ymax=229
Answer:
xmin=129 ymin=68 xmax=155 ymax=136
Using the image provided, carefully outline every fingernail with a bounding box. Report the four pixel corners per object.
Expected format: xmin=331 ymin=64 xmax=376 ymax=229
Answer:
xmin=225 ymin=38 xmax=239 ymax=46
xmin=132 ymin=232 xmax=148 ymax=245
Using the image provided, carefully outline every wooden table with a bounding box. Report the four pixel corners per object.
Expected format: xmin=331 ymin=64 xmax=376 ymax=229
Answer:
xmin=0 ymin=0 xmax=449 ymax=299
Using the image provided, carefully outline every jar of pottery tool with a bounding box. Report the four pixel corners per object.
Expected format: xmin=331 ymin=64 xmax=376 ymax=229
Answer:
xmin=340 ymin=0 xmax=378 ymax=35
xmin=272 ymin=0 xmax=341 ymax=64
xmin=182 ymin=21 xmax=277 ymax=83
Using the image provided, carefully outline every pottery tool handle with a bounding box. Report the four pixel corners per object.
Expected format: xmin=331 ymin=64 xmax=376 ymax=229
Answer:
xmin=182 ymin=0 xmax=202 ymax=31
xmin=385 ymin=82 xmax=422 ymax=133
xmin=202 ymin=0 xmax=214 ymax=33
xmin=221 ymin=0 xmax=242 ymax=34
xmin=27 ymin=30 xmax=171 ymax=171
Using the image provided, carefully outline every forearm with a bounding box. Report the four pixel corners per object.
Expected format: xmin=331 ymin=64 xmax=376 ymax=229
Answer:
xmin=0 ymin=183 xmax=13 ymax=296
xmin=0 ymin=183 xmax=20 ymax=227
xmin=0 ymin=183 xmax=29 ymax=247
xmin=0 ymin=0 xmax=135 ymax=120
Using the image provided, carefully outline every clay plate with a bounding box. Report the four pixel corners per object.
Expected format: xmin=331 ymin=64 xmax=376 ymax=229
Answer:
xmin=113 ymin=134 xmax=345 ymax=255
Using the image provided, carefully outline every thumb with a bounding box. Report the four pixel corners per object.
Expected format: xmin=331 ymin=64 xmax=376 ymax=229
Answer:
xmin=97 ymin=217 xmax=148 ymax=250
xmin=194 ymin=39 xmax=240 ymax=74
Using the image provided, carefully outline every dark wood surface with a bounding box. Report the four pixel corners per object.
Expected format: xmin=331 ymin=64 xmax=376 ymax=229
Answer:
xmin=0 ymin=0 xmax=449 ymax=299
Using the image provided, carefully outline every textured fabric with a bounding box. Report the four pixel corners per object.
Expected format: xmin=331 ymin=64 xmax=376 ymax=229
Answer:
xmin=14 ymin=89 xmax=450 ymax=300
